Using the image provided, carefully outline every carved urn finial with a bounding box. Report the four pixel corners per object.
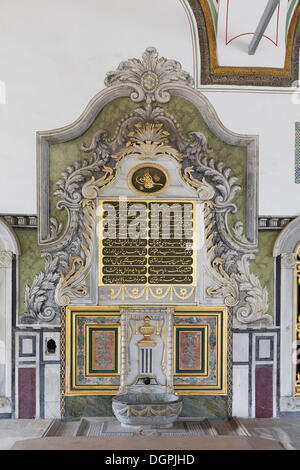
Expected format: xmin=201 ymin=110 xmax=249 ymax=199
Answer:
xmin=138 ymin=315 xmax=156 ymax=347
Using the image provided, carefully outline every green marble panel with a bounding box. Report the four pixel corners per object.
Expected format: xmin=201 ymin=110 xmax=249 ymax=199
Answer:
xmin=181 ymin=396 xmax=228 ymax=418
xmin=64 ymin=396 xmax=114 ymax=419
xmin=64 ymin=396 xmax=228 ymax=419
xmin=15 ymin=228 xmax=44 ymax=317
xmin=64 ymin=395 xmax=228 ymax=419
xmin=249 ymin=231 xmax=278 ymax=321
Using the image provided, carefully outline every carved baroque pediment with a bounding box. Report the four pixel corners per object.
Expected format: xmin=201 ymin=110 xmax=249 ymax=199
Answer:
xmin=22 ymin=48 xmax=270 ymax=328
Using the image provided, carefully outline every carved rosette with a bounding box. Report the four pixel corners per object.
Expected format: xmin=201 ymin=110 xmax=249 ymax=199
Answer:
xmin=23 ymin=48 xmax=267 ymax=327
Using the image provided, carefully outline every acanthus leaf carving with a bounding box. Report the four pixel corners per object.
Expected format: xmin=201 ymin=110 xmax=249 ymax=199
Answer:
xmin=234 ymin=254 xmax=271 ymax=325
xmin=184 ymin=132 xmax=241 ymax=210
xmin=104 ymin=47 xmax=194 ymax=105
xmin=22 ymin=253 xmax=63 ymax=323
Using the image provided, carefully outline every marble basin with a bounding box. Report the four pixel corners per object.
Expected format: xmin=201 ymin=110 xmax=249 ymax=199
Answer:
xmin=112 ymin=393 xmax=183 ymax=427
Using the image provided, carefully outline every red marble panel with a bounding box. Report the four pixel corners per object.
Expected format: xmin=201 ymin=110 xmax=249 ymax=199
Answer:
xmin=179 ymin=330 xmax=202 ymax=371
xmin=255 ymin=366 xmax=273 ymax=418
xmin=18 ymin=368 xmax=36 ymax=419
xmin=92 ymin=330 xmax=115 ymax=371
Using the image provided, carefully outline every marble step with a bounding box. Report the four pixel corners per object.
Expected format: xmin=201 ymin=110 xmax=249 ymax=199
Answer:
xmin=43 ymin=417 xmax=253 ymax=438
xmin=212 ymin=417 xmax=251 ymax=437
xmin=43 ymin=419 xmax=80 ymax=437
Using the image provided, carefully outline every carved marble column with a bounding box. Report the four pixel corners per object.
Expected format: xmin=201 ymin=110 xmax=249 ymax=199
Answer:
xmin=0 ymin=251 xmax=13 ymax=413
xmin=280 ymin=252 xmax=298 ymax=410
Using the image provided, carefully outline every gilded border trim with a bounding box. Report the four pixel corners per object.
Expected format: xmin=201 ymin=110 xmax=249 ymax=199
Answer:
xmin=98 ymin=199 xmax=198 ymax=292
xmin=85 ymin=324 xmax=120 ymax=376
xmin=174 ymin=325 xmax=209 ymax=376
xmin=65 ymin=306 xmax=121 ymax=396
xmin=173 ymin=306 xmax=228 ymax=395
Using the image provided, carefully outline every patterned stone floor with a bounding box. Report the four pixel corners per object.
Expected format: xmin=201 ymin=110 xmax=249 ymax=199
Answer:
xmin=2 ymin=417 xmax=300 ymax=450
xmin=239 ymin=418 xmax=300 ymax=450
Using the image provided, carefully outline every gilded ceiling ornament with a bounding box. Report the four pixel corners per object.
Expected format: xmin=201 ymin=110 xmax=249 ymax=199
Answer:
xmin=104 ymin=47 xmax=194 ymax=104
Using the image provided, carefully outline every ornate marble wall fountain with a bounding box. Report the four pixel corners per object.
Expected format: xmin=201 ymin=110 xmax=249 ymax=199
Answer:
xmin=112 ymin=307 xmax=182 ymax=427
xmin=14 ymin=47 xmax=274 ymax=422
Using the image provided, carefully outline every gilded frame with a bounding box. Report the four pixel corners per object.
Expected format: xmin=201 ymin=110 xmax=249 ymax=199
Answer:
xmin=65 ymin=306 xmax=120 ymax=396
xmin=173 ymin=306 xmax=228 ymax=395
xmin=97 ymin=199 xmax=198 ymax=303
xmin=85 ymin=324 xmax=120 ymax=377
xmin=174 ymin=324 xmax=209 ymax=376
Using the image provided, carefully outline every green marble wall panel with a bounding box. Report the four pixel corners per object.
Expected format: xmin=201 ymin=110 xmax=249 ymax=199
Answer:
xmin=64 ymin=396 xmax=114 ymax=419
xmin=249 ymin=231 xmax=278 ymax=321
xmin=181 ymin=396 xmax=228 ymax=418
xmin=64 ymin=395 xmax=228 ymax=420
xmin=15 ymin=228 xmax=44 ymax=317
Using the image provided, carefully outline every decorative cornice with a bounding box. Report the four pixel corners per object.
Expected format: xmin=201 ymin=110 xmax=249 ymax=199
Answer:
xmin=2 ymin=214 xmax=293 ymax=232
xmin=0 ymin=215 xmax=37 ymax=228
xmin=258 ymin=216 xmax=295 ymax=231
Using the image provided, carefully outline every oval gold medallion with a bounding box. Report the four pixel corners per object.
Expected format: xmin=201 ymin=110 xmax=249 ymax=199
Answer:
xmin=127 ymin=164 xmax=169 ymax=196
